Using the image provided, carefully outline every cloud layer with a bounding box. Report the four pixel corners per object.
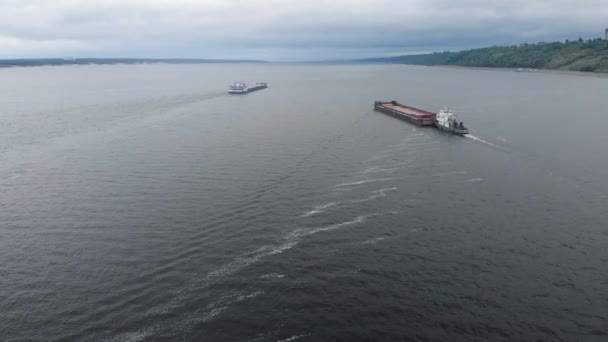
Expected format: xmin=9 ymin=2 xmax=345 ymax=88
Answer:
xmin=1 ymin=0 xmax=607 ymax=60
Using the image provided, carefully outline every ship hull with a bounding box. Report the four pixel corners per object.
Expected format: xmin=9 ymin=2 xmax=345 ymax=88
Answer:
xmin=433 ymin=120 xmax=469 ymax=135
xmin=228 ymin=84 xmax=267 ymax=94
xmin=246 ymin=84 xmax=267 ymax=93
xmin=373 ymin=101 xmax=435 ymax=126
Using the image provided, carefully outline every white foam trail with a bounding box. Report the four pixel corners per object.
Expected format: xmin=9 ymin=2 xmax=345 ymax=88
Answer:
xmin=109 ymin=211 xmax=380 ymax=342
xmin=361 ymin=167 xmax=401 ymax=174
xmin=371 ymin=187 xmax=398 ymax=196
xmin=260 ymin=273 xmax=285 ymax=279
xmin=361 ymin=166 xmax=380 ymax=173
xmin=110 ymin=291 xmax=264 ymax=342
xmin=301 ymin=202 xmax=340 ymax=217
xmin=302 ymin=188 xmax=397 ymax=217
xmin=334 ymin=178 xmax=392 ymax=187
xmin=349 ymin=187 xmax=398 ymax=203
xmin=277 ymin=335 xmax=309 ymax=342
xmin=198 ymin=291 xmax=263 ymax=323
xmin=110 ymin=213 xmax=377 ymax=341
xmin=464 ymin=134 xmax=497 ymax=147
xmin=289 ymin=216 xmax=366 ymax=239
xmin=163 ymin=241 xmax=297 ymax=313
xmin=467 ymin=178 xmax=484 ymax=182
xmin=110 ymin=330 xmax=153 ymax=342
xmin=177 ymin=214 xmax=372 ymax=304
xmin=430 ymin=170 xmax=468 ymax=177
xmin=361 ymin=236 xmax=389 ymax=245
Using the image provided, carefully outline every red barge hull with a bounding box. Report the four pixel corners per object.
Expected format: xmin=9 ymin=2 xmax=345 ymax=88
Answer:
xmin=374 ymin=101 xmax=435 ymax=126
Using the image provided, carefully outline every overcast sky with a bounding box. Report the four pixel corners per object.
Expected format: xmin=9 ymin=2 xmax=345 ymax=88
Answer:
xmin=1 ymin=0 xmax=607 ymax=61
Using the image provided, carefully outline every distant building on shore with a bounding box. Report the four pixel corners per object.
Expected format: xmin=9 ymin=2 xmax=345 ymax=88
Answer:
xmin=605 ymin=28 xmax=608 ymax=40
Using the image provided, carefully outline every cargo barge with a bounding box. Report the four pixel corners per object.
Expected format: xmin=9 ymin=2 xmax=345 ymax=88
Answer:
xmin=374 ymin=100 xmax=470 ymax=136
xmin=373 ymin=101 xmax=435 ymax=126
xmin=228 ymin=81 xmax=267 ymax=94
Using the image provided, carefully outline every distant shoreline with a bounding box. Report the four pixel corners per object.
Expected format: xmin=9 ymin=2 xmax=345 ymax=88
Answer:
xmin=358 ymin=39 xmax=608 ymax=74
xmin=430 ymin=64 xmax=608 ymax=78
xmin=0 ymin=58 xmax=269 ymax=68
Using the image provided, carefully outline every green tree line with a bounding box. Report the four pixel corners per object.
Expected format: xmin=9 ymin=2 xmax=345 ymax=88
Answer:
xmin=387 ymin=38 xmax=608 ymax=73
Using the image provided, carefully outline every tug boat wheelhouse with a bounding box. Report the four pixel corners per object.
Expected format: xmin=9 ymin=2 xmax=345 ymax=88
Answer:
xmin=434 ymin=108 xmax=469 ymax=135
xmin=228 ymin=81 xmax=248 ymax=94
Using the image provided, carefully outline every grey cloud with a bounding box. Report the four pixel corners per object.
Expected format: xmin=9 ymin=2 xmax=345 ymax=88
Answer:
xmin=0 ymin=0 xmax=606 ymax=60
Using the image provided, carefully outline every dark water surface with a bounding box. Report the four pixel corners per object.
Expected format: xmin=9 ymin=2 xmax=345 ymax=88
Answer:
xmin=1 ymin=64 xmax=607 ymax=342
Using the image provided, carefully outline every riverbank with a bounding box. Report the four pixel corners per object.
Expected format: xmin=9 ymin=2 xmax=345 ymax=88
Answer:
xmin=365 ymin=39 xmax=608 ymax=74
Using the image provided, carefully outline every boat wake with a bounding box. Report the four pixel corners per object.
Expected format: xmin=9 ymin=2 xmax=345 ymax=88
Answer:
xmin=464 ymin=134 xmax=497 ymax=148
xmin=430 ymin=170 xmax=468 ymax=177
xmin=361 ymin=166 xmax=401 ymax=174
xmin=334 ymin=177 xmax=392 ymax=187
xmin=361 ymin=236 xmax=390 ymax=245
xmin=277 ymin=335 xmax=309 ymax=342
xmin=301 ymin=187 xmax=397 ymax=217
xmin=301 ymin=202 xmax=340 ymax=217
xmin=260 ymin=273 xmax=285 ymax=279
xmin=110 ymin=291 xmax=264 ymax=342
xmin=109 ymin=214 xmax=375 ymax=341
xmin=288 ymin=216 xmax=366 ymax=239
xmin=351 ymin=187 xmax=398 ymax=203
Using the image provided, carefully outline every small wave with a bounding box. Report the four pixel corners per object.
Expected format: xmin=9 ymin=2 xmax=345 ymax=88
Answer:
xmin=430 ymin=170 xmax=468 ymax=177
xmin=267 ymin=241 xmax=298 ymax=255
xmin=260 ymin=273 xmax=285 ymax=279
xmin=165 ymin=214 xmax=373 ymax=311
xmin=467 ymin=178 xmax=484 ymax=182
xmin=109 ymin=330 xmax=153 ymax=342
xmin=110 ymin=212 xmax=383 ymax=341
xmin=0 ymin=172 xmax=22 ymax=184
xmin=349 ymin=187 xmax=398 ymax=203
xmin=464 ymin=134 xmax=497 ymax=147
xmin=289 ymin=216 xmax=366 ymax=239
xmin=277 ymin=335 xmax=309 ymax=342
xmin=201 ymin=291 xmax=264 ymax=322
xmin=334 ymin=178 xmax=392 ymax=187
xmin=301 ymin=202 xmax=340 ymax=217
xmin=371 ymin=187 xmax=398 ymax=196
xmin=361 ymin=167 xmax=400 ymax=174
xmin=361 ymin=236 xmax=389 ymax=245
xmin=162 ymin=242 xmax=296 ymax=314
xmin=302 ymin=188 xmax=397 ymax=217
xmin=110 ymin=291 xmax=263 ymax=342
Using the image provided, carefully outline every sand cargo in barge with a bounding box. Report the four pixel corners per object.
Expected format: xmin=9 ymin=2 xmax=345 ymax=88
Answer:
xmin=373 ymin=101 xmax=435 ymax=126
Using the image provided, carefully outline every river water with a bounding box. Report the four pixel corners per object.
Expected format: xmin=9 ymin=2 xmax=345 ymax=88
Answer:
xmin=1 ymin=64 xmax=607 ymax=341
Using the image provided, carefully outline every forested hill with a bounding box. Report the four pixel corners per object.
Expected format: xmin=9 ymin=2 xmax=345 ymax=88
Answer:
xmin=373 ymin=39 xmax=608 ymax=73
